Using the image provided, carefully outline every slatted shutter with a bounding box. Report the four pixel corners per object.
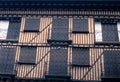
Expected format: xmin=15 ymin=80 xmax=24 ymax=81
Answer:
xmin=48 ymin=48 xmax=68 ymax=76
xmin=72 ymin=18 xmax=88 ymax=33
xmin=104 ymin=50 xmax=120 ymax=77
xmin=48 ymin=18 xmax=72 ymax=45
xmin=0 ymin=47 xmax=16 ymax=75
xmin=24 ymin=18 xmax=40 ymax=32
xmin=19 ymin=46 xmax=37 ymax=65
xmin=102 ymin=23 xmax=119 ymax=42
xmin=51 ymin=18 xmax=69 ymax=40
xmin=72 ymin=47 xmax=90 ymax=66
xmin=7 ymin=19 xmax=21 ymax=40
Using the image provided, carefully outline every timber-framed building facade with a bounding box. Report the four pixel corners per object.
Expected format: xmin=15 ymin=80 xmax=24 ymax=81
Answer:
xmin=0 ymin=0 xmax=120 ymax=82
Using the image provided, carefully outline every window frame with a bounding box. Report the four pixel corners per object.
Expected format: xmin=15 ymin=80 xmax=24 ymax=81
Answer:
xmin=71 ymin=47 xmax=90 ymax=67
xmin=23 ymin=18 xmax=40 ymax=32
xmin=0 ymin=47 xmax=17 ymax=75
xmin=18 ymin=46 xmax=37 ymax=65
xmin=48 ymin=47 xmax=68 ymax=76
xmin=103 ymin=50 xmax=120 ymax=77
xmin=0 ymin=17 xmax=21 ymax=43
xmin=94 ymin=18 xmax=120 ymax=45
xmin=72 ymin=18 xmax=89 ymax=33
xmin=47 ymin=18 xmax=72 ymax=45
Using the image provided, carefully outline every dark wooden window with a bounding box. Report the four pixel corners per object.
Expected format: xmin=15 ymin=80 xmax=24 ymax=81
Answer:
xmin=48 ymin=18 xmax=72 ymax=44
xmin=95 ymin=18 xmax=120 ymax=44
xmin=7 ymin=18 xmax=21 ymax=40
xmin=0 ymin=17 xmax=21 ymax=41
xmin=18 ymin=46 xmax=37 ymax=65
xmin=72 ymin=47 xmax=90 ymax=66
xmin=0 ymin=47 xmax=16 ymax=75
xmin=51 ymin=28 xmax=68 ymax=41
xmin=48 ymin=48 xmax=68 ymax=76
xmin=52 ymin=18 xmax=68 ymax=40
xmin=72 ymin=18 xmax=88 ymax=33
xmin=104 ymin=50 xmax=120 ymax=77
xmin=24 ymin=18 xmax=40 ymax=32
xmin=102 ymin=23 xmax=118 ymax=42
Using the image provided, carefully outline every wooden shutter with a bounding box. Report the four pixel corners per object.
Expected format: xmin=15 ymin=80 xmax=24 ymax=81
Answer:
xmin=72 ymin=18 xmax=88 ymax=33
xmin=0 ymin=47 xmax=16 ymax=75
xmin=7 ymin=20 xmax=21 ymax=40
xmin=51 ymin=18 xmax=69 ymax=41
xmin=19 ymin=46 xmax=37 ymax=65
xmin=48 ymin=48 xmax=68 ymax=76
xmin=104 ymin=50 xmax=120 ymax=77
xmin=102 ymin=23 xmax=119 ymax=42
xmin=72 ymin=47 xmax=90 ymax=66
xmin=24 ymin=18 xmax=40 ymax=32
